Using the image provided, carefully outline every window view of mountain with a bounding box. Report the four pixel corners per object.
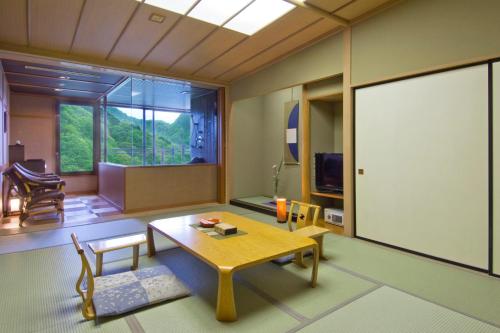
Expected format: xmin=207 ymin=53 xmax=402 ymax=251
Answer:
xmin=60 ymin=104 xmax=94 ymax=173
xmin=59 ymin=104 xmax=191 ymax=173
xmin=106 ymin=106 xmax=191 ymax=166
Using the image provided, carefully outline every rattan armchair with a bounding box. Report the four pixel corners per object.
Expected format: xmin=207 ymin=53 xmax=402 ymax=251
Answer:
xmin=3 ymin=166 xmax=65 ymax=226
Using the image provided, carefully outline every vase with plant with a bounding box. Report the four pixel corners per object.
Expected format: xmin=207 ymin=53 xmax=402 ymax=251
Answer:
xmin=272 ymin=157 xmax=284 ymax=201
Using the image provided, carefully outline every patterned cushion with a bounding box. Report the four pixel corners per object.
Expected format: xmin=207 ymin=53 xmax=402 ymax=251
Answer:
xmin=91 ymin=265 xmax=190 ymax=317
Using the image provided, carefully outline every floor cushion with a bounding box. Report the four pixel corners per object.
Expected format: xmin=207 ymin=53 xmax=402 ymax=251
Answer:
xmin=91 ymin=265 xmax=190 ymax=317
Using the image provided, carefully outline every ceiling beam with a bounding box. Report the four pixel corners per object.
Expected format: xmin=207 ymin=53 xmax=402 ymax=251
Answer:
xmin=137 ymin=0 xmax=202 ymax=66
xmin=214 ymin=17 xmax=323 ymax=80
xmin=283 ymin=0 xmax=349 ymax=26
xmin=137 ymin=15 xmax=184 ymax=66
xmin=229 ymin=26 xmax=343 ymax=82
xmin=26 ymin=0 xmax=31 ymax=46
xmin=166 ymin=0 xmax=255 ymax=71
xmin=191 ymin=36 xmax=248 ymax=76
xmin=105 ymin=0 xmax=143 ymax=60
xmin=69 ymin=0 xmax=87 ymax=52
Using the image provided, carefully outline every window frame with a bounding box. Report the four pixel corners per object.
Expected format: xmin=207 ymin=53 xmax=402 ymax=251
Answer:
xmin=104 ymin=102 xmax=217 ymax=167
xmin=56 ymin=100 xmax=99 ymax=176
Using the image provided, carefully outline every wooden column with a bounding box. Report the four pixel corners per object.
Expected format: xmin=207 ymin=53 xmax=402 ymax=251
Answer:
xmin=342 ymin=27 xmax=354 ymax=237
xmin=301 ymin=89 xmax=311 ymax=203
xmin=217 ymin=87 xmax=227 ymax=203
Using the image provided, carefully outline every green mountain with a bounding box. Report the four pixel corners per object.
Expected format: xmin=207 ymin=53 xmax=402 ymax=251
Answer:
xmin=60 ymin=105 xmax=191 ymax=172
xmin=60 ymin=104 xmax=94 ymax=172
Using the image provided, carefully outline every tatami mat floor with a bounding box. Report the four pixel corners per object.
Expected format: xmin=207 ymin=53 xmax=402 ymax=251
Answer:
xmin=0 ymin=204 xmax=499 ymax=332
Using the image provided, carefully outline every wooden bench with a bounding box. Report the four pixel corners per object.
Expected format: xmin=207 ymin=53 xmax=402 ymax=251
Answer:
xmin=87 ymin=234 xmax=147 ymax=276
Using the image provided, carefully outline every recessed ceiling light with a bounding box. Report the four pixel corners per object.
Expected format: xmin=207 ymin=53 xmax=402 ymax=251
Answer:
xmin=149 ymin=13 xmax=166 ymax=23
xmin=188 ymin=0 xmax=251 ymax=26
xmin=224 ymin=0 xmax=295 ymax=35
xmin=59 ymin=76 xmax=70 ymax=80
xmin=54 ymin=88 xmax=63 ymax=92
xmin=143 ymin=0 xmax=197 ymax=15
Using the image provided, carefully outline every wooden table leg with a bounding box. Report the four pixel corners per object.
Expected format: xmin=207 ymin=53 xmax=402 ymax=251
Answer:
xmin=317 ymin=236 xmax=327 ymax=260
xmin=95 ymin=253 xmax=103 ymax=277
xmin=131 ymin=245 xmax=139 ymax=270
xmin=294 ymin=251 xmax=307 ymax=268
xmin=311 ymin=244 xmax=319 ymax=288
xmin=147 ymin=225 xmax=156 ymax=257
xmin=216 ymin=268 xmax=237 ymax=322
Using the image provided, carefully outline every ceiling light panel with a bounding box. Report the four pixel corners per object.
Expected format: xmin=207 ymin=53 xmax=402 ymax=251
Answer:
xmin=224 ymin=0 xmax=295 ymax=35
xmin=143 ymin=0 xmax=197 ymax=15
xmin=188 ymin=0 xmax=252 ymax=26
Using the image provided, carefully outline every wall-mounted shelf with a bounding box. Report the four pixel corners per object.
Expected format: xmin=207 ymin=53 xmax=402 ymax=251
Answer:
xmin=311 ymin=191 xmax=343 ymax=200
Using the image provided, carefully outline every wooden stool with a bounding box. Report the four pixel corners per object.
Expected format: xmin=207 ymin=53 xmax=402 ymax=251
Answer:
xmin=87 ymin=234 xmax=147 ymax=276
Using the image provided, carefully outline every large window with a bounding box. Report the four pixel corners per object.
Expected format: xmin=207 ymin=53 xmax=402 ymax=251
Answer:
xmin=106 ymin=107 xmax=143 ymax=165
xmin=59 ymin=103 xmax=94 ymax=173
xmin=154 ymin=111 xmax=191 ymax=165
xmin=105 ymin=107 xmax=203 ymax=165
xmin=103 ymin=78 xmax=218 ymax=166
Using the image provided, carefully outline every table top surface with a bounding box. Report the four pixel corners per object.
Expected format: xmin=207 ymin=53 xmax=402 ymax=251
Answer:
xmin=149 ymin=211 xmax=316 ymax=270
xmin=88 ymin=234 xmax=146 ymax=254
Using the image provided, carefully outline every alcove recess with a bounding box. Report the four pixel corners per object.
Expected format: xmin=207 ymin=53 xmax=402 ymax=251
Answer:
xmin=302 ymin=77 xmax=344 ymax=234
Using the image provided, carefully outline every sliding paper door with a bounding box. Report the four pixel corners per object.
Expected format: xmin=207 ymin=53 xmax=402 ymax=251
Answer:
xmin=494 ymin=61 xmax=500 ymax=275
xmin=355 ymin=64 xmax=489 ymax=269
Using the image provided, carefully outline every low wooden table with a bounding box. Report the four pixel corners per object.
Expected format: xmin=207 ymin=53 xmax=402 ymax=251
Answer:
xmin=147 ymin=211 xmax=319 ymax=322
xmin=87 ymin=234 xmax=147 ymax=276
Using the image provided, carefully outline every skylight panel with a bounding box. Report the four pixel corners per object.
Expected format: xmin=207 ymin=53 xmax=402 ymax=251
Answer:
xmin=223 ymin=0 xmax=295 ymax=35
xmin=143 ymin=0 xmax=197 ymax=15
xmin=188 ymin=0 xmax=252 ymax=26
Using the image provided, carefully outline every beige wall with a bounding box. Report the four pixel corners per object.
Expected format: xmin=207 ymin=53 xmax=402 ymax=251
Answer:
xmin=230 ymin=86 xmax=303 ymax=200
xmin=10 ymin=93 xmax=56 ymax=170
xmin=64 ymin=175 xmax=98 ymax=193
xmin=9 ymin=93 xmax=97 ymax=193
xmin=98 ymin=163 xmax=218 ymax=212
xmin=229 ymin=96 xmax=265 ymax=199
xmin=98 ymin=163 xmax=125 ymax=210
xmin=125 ymin=164 xmax=218 ymax=212
xmin=261 ymin=86 xmax=302 ymax=199
xmin=310 ymin=100 xmax=343 ymax=191
xmin=230 ymin=32 xmax=343 ymax=102
xmin=351 ymin=0 xmax=500 ymax=85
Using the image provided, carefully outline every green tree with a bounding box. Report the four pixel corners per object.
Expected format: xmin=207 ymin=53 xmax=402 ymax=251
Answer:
xmin=60 ymin=104 xmax=94 ymax=172
xmin=59 ymin=105 xmax=192 ymax=170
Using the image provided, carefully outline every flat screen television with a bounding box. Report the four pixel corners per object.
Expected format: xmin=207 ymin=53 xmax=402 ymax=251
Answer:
xmin=315 ymin=153 xmax=343 ymax=193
